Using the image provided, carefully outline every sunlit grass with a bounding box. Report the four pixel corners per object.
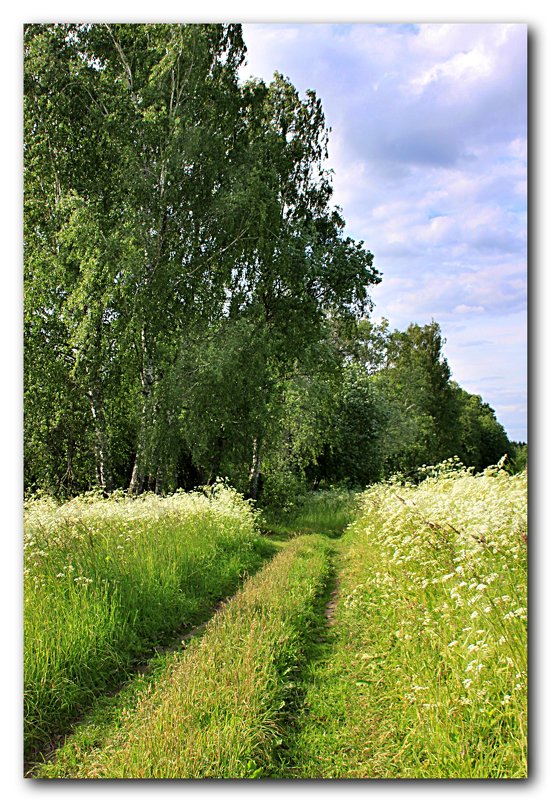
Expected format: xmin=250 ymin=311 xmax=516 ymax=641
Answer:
xmin=24 ymin=483 xmax=273 ymax=763
xmin=27 ymin=468 xmax=527 ymax=779
xmin=37 ymin=534 xmax=332 ymax=778
xmin=289 ymin=462 xmax=527 ymax=778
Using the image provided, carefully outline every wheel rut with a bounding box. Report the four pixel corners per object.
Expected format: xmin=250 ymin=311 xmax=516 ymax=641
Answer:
xmin=25 ymin=565 xmax=269 ymax=777
xmin=324 ymin=579 xmax=341 ymax=626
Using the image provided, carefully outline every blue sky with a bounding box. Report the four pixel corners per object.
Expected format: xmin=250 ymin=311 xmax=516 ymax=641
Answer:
xmin=240 ymin=22 xmax=528 ymax=441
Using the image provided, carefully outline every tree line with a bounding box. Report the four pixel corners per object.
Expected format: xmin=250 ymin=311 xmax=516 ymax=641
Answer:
xmin=24 ymin=23 xmax=523 ymax=504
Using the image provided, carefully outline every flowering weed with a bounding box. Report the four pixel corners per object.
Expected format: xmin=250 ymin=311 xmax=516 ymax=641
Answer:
xmin=290 ymin=462 xmax=527 ymax=778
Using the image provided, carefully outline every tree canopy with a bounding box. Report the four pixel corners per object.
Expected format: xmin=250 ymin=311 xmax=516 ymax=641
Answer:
xmin=24 ymin=23 xmax=516 ymax=503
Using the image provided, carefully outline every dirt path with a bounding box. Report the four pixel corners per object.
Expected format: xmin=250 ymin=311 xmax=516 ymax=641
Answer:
xmin=324 ymin=579 xmax=340 ymax=626
xmin=24 ymin=598 xmax=230 ymax=777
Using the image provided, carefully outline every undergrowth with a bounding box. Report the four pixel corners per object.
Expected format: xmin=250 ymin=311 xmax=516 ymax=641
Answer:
xmin=261 ymin=487 xmax=358 ymax=538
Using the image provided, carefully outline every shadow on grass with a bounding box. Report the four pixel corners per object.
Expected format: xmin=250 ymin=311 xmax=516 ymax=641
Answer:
xmin=264 ymin=544 xmax=340 ymax=778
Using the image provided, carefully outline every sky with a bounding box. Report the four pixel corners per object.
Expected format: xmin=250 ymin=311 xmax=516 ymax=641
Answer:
xmin=239 ymin=22 xmax=528 ymax=442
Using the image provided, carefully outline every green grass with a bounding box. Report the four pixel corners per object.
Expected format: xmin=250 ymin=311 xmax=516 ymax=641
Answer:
xmin=261 ymin=487 xmax=358 ymax=539
xmin=24 ymin=483 xmax=274 ymax=764
xmin=36 ymin=534 xmax=332 ymax=778
xmin=30 ymin=649 xmax=176 ymax=778
xmin=27 ymin=471 xmax=527 ymax=779
xmin=287 ymin=464 xmax=528 ymax=778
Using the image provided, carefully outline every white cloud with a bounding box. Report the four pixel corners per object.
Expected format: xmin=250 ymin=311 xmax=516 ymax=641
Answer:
xmin=454 ymin=304 xmax=485 ymax=315
xmin=408 ymin=44 xmax=494 ymax=97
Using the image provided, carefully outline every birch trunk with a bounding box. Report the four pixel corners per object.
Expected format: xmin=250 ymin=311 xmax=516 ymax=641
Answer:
xmin=88 ymin=387 xmax=113 ymax=492
xmin=248 ymin=436 xmax=262 ymax=500
xmin=129 ymin=329 xmax=155 ymax=494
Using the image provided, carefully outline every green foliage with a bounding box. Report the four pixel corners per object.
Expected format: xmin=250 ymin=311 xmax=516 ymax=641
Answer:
xmin=505 ymin=441 xmax=528 ymax=474
xmin=451 ymin=384 xmax=510 ymax=471
xmin=262 ymin=488 xmax=358 ymax=538
xmin=372 ymin=321 xmax=459 ymax=473
xmin=24 ymin=25 xmax=517 ymax=514
xmin=322 ymin=363 xmax=386 ymax=486
xmin=24 ymin=23 xmax=250 ymax=493
xmin=24 ymin=24 xmax=381 ymax=498
xmin=318 ymin=319 xmax=514 ymax=483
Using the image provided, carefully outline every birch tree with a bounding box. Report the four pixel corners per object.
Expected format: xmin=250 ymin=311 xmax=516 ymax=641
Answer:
xmin=230 ymin=74 xmax=381 ymax=496
xmin=25 ymin=23 xmax=248 ymax=493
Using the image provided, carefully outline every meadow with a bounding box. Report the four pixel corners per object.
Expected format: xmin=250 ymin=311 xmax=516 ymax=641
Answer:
xmin=26 ymin=461 xmax=527 ymax=779
xmin=288 ymin=460 xmax=528 ymax=778
xmin=34 ymin=534 xmax=332 ymax=778
xmin=24 ymin=482 xmax=272 ymax=764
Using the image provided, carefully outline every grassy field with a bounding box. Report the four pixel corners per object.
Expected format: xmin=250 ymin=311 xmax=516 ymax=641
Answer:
xmin=24 ymin=483 xmax=273 ymax=764
xmin=26 ymin=462 xmax=527 ymax=779
xmin=288 ymin=461 xmax=528 ymax=778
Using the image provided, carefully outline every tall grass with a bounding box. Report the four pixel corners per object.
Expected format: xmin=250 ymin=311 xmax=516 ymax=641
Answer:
xmin=290 ymin=461 xmax=528 ymax=778
xmin=39 ymin=534 xmax=332 ymax=778
xmin=24 ymin=483 xmax=271 ymax=762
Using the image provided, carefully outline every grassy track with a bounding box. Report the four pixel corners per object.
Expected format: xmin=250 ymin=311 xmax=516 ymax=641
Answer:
xmin=287 ymin=464 xmax=528 ymax=778
xmin=36 ymin=534 xmax=332 ymax=778
xmin=261 ymin=488 xmax=358 ymax=539
xmin=24 ymin=484 xmax=273 ymax=764
xmin=27 ymin=468 xmax=527 ymax=779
